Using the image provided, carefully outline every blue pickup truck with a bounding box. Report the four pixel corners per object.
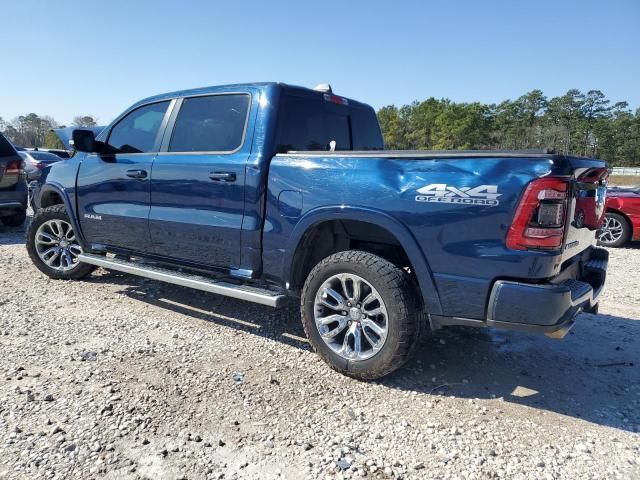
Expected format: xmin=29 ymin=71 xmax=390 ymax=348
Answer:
xmin=26 ymin=82 xmax=609 ymax=379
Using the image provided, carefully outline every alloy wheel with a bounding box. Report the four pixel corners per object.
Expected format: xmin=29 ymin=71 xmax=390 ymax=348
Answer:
xmin=313 ymin=273 xmax=388 ymax=361
xmin=34 ymin=219 xmax=83 ymax=272
xmin=598 ymin=215 xmax=624 ymax=245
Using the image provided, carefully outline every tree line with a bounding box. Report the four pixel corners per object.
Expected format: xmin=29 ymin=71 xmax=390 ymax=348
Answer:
xmin=0 ymin=114 xmax=97 ymax=150
xmin=2 ymin=89 xmax=639 ymax=166
xmin=378 ymin=89 xmax=640 ymax=166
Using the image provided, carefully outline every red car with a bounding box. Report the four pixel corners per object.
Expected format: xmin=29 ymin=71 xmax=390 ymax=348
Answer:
xmin=598 ymin=186 xmax=640 ymax=247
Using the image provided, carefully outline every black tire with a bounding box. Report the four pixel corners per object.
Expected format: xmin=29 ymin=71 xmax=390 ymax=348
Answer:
xmin=301 ymin=250 xmax=422 ymax=380
xmin=598 ymin=212 xmax=631 ymax=248
xmin=584 ymin=302 xmax=599 ymax=314
xmin=26 ymin=204 xmax=95 ymax=280
xmin=1 ymin=209 xmax=27 ymax=227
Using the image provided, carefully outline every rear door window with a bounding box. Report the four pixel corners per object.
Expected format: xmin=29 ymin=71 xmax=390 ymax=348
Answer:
xmin=169 ymin=94 xmax=250 ymax=153
xmin=107 ymin=101 xmax=170 ymax=154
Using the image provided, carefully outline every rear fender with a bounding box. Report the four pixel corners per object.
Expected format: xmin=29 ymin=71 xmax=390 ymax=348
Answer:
xmin=285 ymin=206 xmax=443 ymax=315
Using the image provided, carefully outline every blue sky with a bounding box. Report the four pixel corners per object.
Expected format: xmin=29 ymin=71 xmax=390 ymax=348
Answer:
xmin=1 ymin=0 xmax=638 ymax=126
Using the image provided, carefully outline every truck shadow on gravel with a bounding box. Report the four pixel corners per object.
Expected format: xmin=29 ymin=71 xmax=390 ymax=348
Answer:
xmin=88 ymin=269 xmax=640 ymax=434
xmin=383 ymin=315 xmax=639 ymax=433
xmin=87 ymin=270 xmax=311 ymax=351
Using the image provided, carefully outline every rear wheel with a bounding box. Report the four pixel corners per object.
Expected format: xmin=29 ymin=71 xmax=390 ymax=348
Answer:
xmin=301 ymin=250 xmax=422 ymax=380
xmin=26 ymin=205 xmax=95 ymax=280
xmin=598 ymin=212 xmax=630 ymax=248
xmin=1 ymin=209 xmax=26 ymax=227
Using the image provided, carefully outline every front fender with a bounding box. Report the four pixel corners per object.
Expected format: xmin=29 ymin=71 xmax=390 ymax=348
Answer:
xmin=38 ymin=182 xmax=89 ymax=249
xmin=285 ymin=206 xmax=443 ymax=315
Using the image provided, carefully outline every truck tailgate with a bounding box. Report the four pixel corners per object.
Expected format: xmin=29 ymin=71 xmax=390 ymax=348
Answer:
xmin=561 ymin=158 xmax=608 ymax=262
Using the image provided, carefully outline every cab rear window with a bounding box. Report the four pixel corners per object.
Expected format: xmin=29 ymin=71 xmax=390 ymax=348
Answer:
xmin=276 ymin=94 xmax=383 ymax=153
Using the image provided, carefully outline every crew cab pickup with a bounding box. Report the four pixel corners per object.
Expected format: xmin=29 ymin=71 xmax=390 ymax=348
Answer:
xmin=26 ymin=82 xmax=609 ymax=379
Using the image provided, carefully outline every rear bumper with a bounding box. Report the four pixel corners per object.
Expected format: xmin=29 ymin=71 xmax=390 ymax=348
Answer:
xmin=486 ymin=247 xmax=608 ymax=336
xmin=430 ymin=247 xmax=608 ymax=338
xmin=0 ymin=180 xmax=28 ymax=214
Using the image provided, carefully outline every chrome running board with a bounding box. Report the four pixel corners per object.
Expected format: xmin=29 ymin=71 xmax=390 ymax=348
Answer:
xmin=78 ymin=253 xmax=286 ymax=308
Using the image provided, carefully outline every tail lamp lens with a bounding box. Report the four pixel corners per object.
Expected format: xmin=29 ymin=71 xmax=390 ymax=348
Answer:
xmin=5 ymin=159 xmax=23 ymax=175
xmin=506 ymin=177 xmax=569 ymax=250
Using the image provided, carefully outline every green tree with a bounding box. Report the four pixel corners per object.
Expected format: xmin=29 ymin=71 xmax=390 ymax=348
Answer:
xmin=72 ymin=115 xmax=97 ymax=127
xmin=6 ymin=113 xmax=57 ymax=147
xmin=377 ymin=105 xmax=404 ymax=149
xmin=377 ymin=89 xmax=639 ymax=166
xmin=432 ymin=102 xmax=493 ymax=150
xmin=406 ymin=98 xmax=445 ymax=150
xmin=43 ymin=130 xmax=65 ymax=149
xmin=580 ymin=90 xmax=611 ymax=156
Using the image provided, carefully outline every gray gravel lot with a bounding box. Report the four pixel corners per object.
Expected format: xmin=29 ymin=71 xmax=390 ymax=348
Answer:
xmin=0 ymin=217 xmax=638 ymax=479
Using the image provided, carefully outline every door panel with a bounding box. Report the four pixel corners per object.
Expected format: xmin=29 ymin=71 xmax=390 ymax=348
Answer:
xmin=76 ymin=100 xmax=171 ymax=252
xmin=149 ymin=153 xmax=247 ymax=266
xmin=77 ymin=154 xmax=154 ymax=251
xmin=149 ymin=93 xmax=251 ymax=268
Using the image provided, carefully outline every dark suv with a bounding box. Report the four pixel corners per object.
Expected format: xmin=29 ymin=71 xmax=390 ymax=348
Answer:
xmin=0 ymin=133 xmax=28 ymax=226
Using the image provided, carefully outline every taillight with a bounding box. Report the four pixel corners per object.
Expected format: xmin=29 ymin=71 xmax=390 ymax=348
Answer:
xmin=506 ymin=177 xmax=570 ymax=250
xmin=34 ymin=162 xmax=45 ymax=169
xmin=323 ymin=93 xmax=349 ymax=105
xmin=5 ymin=159 xmax=23 ymax=175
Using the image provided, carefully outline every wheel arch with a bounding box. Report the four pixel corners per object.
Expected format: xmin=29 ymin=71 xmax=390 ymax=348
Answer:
xmin=285 ymin=206 xmax=442 ymax=315
xmin=37 ymin=183 xmax=88 ymax=249
xmin=39 ymin=186 xmax=64 ymax=209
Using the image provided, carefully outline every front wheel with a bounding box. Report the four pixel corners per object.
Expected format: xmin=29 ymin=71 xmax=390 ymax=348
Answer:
xmin=26 ymin=205 xmax=95 ymax=280
xmin=598 ymin=212 xmax=630 ymax=248
xmin=301 ymin=250 xmax=422 ymax=380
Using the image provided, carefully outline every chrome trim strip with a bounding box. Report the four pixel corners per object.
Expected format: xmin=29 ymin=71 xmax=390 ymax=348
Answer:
xmin=78 ymin=253 xmax=284 ymax=307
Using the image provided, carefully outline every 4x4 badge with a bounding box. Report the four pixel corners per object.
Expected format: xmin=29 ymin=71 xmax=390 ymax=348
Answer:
xmin=415 ymin=184 xmax=501 ymax=206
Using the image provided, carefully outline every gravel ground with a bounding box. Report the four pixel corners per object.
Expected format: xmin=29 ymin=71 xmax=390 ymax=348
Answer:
xmin=0 ymin=217 xmax=638 ymax=480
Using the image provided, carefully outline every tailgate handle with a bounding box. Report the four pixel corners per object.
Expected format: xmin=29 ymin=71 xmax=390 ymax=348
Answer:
xmin=125 ymin=169 xmax=147 ymax=179
xmin=209 ymin=172 xmax=236 ymax=182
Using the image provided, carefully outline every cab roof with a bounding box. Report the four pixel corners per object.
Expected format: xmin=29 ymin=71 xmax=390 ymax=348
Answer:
xmin=131 ymin=82 xmax=373 ymax=111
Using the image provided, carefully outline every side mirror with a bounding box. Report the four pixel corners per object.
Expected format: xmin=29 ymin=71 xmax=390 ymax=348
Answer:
xmin=72 ymin=129 xmax=97 ymax=153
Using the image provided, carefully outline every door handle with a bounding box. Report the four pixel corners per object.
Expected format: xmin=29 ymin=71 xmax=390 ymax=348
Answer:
xmin=126 ymin=169 xmax=147 ymax=179
xmin=209 ymin=172 xmax=236 ymax=182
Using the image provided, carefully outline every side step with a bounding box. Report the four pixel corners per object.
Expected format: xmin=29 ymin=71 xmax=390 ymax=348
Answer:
xmin=78 ymin=253 xmax=286 ymax=308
